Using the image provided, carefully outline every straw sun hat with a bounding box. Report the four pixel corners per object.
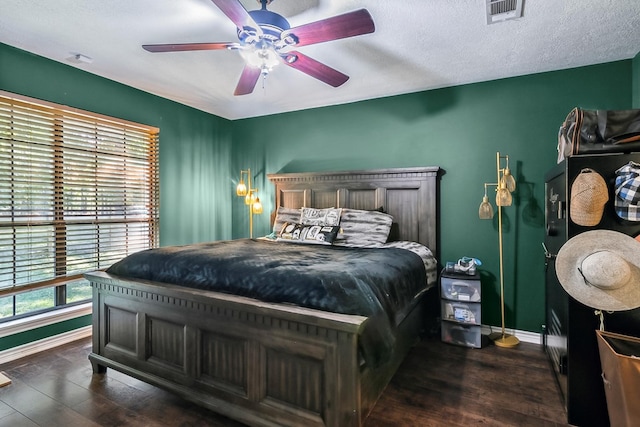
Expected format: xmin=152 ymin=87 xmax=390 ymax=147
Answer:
xmin=556 ymin=230 xmax=640 ymax=312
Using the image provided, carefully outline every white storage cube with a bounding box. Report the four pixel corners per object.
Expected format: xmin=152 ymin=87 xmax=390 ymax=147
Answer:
xmin=440 ymin=275 xmax=481 ymax=302
xmin=441 ymin=300 xmax=481 ymax=325
xmin=441 ymin=321 xmax=482 ymax=349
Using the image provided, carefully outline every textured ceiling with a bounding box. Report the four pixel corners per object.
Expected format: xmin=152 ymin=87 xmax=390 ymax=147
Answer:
xmin=1 ymin=0 xmax=639 ymax=120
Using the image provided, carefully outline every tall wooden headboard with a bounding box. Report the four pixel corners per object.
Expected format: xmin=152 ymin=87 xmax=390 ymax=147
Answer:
xmin=267 ymin=167 xmax=441 ymax=258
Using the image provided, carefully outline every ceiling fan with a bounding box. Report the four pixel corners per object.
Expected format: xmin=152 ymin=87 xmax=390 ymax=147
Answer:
xmin=142 ymin=0 xmax=375 ymax=96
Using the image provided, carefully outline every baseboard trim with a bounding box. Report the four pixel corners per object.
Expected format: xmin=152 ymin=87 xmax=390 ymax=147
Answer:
xmin=0 ymin=325 xmax=92 ymax=365
xmin=482 ymin=325 xmax=541 ymax=345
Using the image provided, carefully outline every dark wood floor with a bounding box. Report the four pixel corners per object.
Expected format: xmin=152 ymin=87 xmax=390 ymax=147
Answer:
xmin=0 ymin=335 xmax=570 ymax=427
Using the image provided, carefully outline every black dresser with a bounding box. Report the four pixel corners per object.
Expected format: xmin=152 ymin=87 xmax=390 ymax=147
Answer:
xmin=544 ymin=152 xmax=640 ymax=427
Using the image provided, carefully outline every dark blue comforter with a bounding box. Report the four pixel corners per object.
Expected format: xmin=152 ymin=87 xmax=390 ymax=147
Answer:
xmin=106 ymin=239 xmax=428 ymax=366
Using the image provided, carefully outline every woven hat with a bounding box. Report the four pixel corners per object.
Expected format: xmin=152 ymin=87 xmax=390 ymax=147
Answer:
xmin=570 ymin=168 xmax=609 ymax=226
xmin=614 ymin=161 xmax=640 ymax=222
xmin=556 ymin=230 xmax=640 ymax=311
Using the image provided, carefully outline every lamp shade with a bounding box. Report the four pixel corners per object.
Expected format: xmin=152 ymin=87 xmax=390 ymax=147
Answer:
xmin=502 ymin=168 xmax=516 ymax=192
xmin=236 ymin=180 xmax=247 ymax=197
xmin=245 ymin=191 xmax=257 ymax=205
xmin=496 ymin=184 xmax=512 ymax=206
xmin=479 ymin=195 xmax=494 ymax=219
xmin=253 ymin=197 xmax=263 ymax=214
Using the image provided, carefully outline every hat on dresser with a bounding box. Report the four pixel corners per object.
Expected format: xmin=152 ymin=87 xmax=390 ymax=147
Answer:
xmin=570 ymin=168 xmax=609 ymax=227
xmin=555 ymin=230 xmax=640 ymax=312
xmin=614 ymin=161 xmax=640 ymax=222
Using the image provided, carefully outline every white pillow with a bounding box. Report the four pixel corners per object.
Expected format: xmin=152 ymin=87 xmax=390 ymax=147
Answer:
xmin=300 ymin=207 xmax=342 ymax=226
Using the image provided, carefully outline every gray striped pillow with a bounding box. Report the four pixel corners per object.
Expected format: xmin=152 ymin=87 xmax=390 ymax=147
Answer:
xmin=272 ymin=207 xmax=301 ymax=235
xmin=333 ymin=209 xmax=394 ymax=248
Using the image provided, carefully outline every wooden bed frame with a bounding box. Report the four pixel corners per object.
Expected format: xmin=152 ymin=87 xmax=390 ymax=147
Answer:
xmin=86 ymin=167 xmax=441 ymax=427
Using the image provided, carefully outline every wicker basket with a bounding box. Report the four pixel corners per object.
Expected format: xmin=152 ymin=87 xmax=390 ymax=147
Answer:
xmin=596 ymin=330 xmax=640 ymax=427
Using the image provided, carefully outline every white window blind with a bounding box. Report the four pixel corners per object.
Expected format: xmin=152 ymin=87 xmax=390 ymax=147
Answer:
xmin=0 ymin=91 xmax=159 ymax=295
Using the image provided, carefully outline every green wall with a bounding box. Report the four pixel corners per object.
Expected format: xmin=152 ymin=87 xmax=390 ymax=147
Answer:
xmin=0 ymin=43 xmax=233 ymax=349
xmin=232 ymin=61 xmax=633 ymax=333
xmin=0 ymin=43 xmax=234 ymax=245
xmin=0 ymin=42 xmax=635 ymax=349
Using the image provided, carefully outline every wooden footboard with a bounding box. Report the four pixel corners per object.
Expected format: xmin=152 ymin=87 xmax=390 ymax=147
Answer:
xmin=87 ymin=271 xmax=422 ymax=427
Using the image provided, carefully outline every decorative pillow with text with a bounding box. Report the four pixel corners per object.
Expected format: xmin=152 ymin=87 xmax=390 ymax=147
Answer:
xmin=300 ymin=207 xmax=342 ymax=226
xmin=277 ymin=222 xmax=340 ymax=245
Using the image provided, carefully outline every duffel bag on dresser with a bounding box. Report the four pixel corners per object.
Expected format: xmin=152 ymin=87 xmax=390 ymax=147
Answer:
xmin=557 ymin=108 xmax=640 ymax=163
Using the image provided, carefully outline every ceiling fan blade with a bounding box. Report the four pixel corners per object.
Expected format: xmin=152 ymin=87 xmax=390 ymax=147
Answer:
xmin=234 ymin=66 xmax=262 ymax=96
xmin=282 ymin=51 xmax=349 ymax=87
xmin=282 ymin=9 xmax=375 ymax=48
xmin=142 ymin=42 xmax=238 ymax=52
xmin=210 ymin=0 xmax=261 ymax=33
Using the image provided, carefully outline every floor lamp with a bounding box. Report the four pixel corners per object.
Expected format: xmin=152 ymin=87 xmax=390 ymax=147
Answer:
xmin=236 ymin=168 xmax=263 ymax=238
xmin=478 ymin=152 xmax=519 ymax=348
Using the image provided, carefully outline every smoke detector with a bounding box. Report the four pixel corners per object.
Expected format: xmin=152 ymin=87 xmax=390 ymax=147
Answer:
xmin=66 ymin=53 xmax=93 ymax=64
xmin=486 ymin=0 xmax=523 ymax=24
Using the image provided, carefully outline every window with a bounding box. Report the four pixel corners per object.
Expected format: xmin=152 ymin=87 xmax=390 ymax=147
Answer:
xmin=0 ymin=91 xmax=159 ymax=320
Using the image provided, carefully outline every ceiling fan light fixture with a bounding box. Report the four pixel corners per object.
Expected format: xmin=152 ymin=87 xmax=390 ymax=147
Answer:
xmin=240 ymin=42 xmax=280 ymax=74
xmin=142 ymin=0 xmax=375 ymax=95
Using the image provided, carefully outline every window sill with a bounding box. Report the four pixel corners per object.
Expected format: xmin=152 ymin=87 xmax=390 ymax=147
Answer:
xmin=0 ymin=302 xmax=92 ymax=338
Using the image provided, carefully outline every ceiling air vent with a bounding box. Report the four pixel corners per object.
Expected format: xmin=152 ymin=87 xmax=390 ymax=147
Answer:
xmin=486 ymin=0 xmax=523 ymax=24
